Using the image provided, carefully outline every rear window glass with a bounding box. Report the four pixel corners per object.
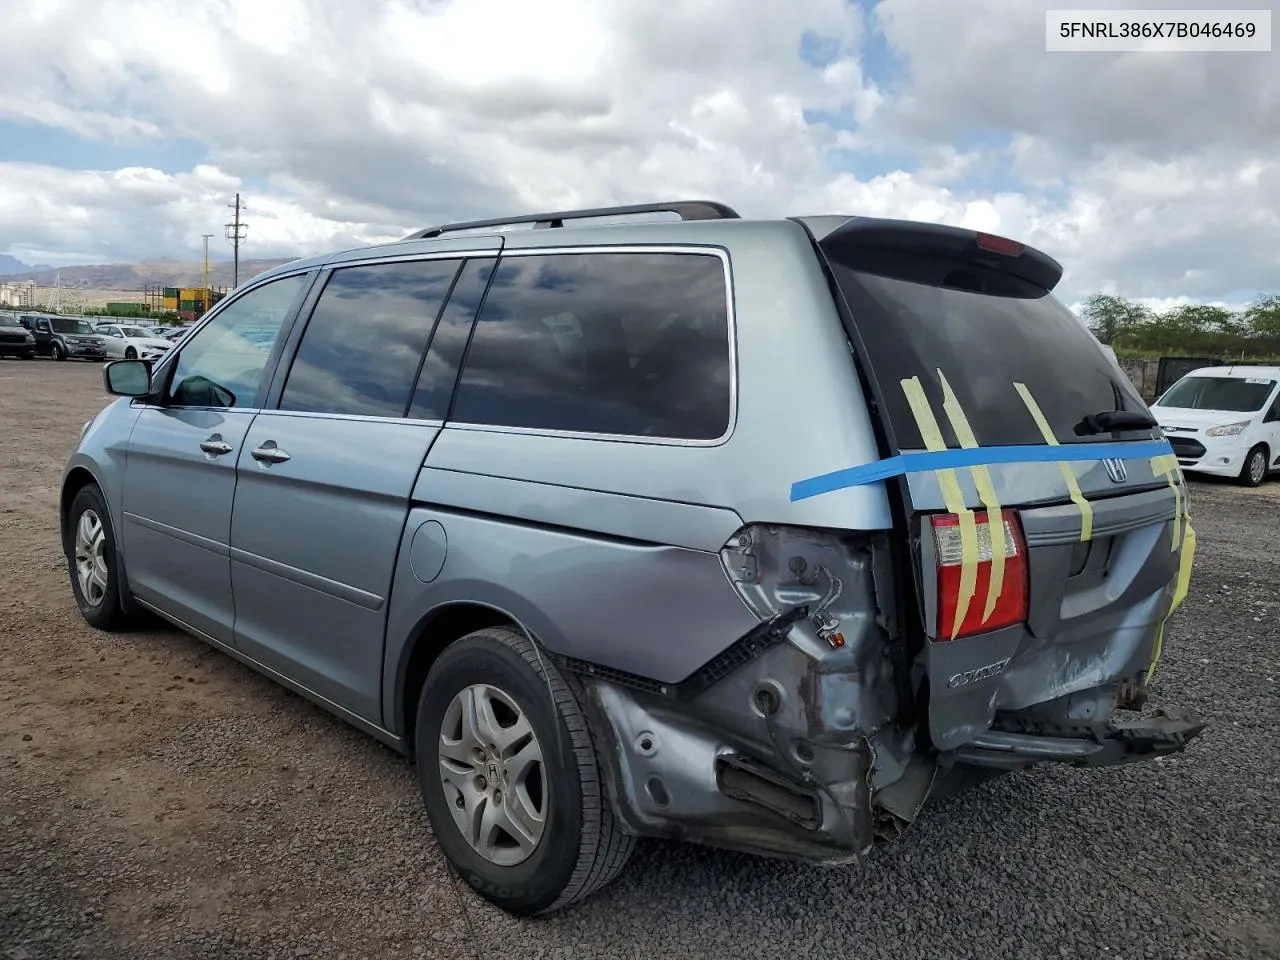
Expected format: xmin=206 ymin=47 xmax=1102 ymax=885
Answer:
xmin=830 ymin=264 xmax=1159 ymax=448
xmin=1158 ymin=376 xmax=1276 ymax=413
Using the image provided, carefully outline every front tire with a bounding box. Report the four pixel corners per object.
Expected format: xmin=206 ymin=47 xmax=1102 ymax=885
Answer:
xmin=125 ymin=347 xmax=137 ymax=359
xmin=415 ymin=626 xmax=633 ymax=916
xmin=51 ymin=342 xmax=65 ymax=361
xmin=1240 ymin=444 xmax=1268 ymax=487
xmin=64 ymin=484 xmax=129 ymax=631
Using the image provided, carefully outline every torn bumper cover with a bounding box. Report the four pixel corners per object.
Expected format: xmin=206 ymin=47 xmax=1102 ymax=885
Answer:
xmin=946 ymin=707 xmax=1207 ymax=770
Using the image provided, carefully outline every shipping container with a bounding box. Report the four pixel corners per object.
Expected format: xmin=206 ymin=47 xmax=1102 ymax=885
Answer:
xmin=106 ymin=302 xmax=147 ymax=317
xmin=163 ymin=287 xmax=179 ymax=298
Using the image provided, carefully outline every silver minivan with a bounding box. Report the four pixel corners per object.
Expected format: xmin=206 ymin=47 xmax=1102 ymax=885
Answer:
xmin=63 ymin=201 xmax=1204 ymax=915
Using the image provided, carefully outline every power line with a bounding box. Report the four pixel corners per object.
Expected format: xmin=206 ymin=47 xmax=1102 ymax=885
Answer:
xmin=224 ymin=193 xmax=248 ymax=288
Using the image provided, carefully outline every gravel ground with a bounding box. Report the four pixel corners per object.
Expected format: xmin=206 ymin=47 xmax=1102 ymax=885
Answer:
xmin=1 ymin=359 xmax=1277 ymax=960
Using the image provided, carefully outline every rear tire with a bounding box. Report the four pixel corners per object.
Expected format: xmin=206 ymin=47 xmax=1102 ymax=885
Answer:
xmin=1240 ymin=444 xmax=1268 ymax=487
xmin=64 ymin=484 xmax=130 ymax=631
xmin=415 ymin=626 xmax=633 ymax=916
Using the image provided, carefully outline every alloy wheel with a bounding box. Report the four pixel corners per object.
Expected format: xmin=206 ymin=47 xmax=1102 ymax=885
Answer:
xmin=438 ymin=683 xmax=547 ymax=866
xmin=1250 ymin=450 xmax=1267 ymax=485
xmin=74 ymin=509 xmax=108 ymax=606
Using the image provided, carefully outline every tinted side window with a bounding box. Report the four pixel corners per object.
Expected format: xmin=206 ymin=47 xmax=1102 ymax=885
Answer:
xmin=450 ymin=252 xmax=731 ymax=440
xmin=168 ymin=274 xmax=308 ymax=408
xmin=407 ymin=257 xmax=497 ymax=421
xmin=279 ymin=259 xmax=462 ymax=417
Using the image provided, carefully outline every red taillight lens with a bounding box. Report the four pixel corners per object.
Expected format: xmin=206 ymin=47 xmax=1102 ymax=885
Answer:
xmin=975 ymin=232 xmax=1024 ymax=257
xmin=932 ymin=510 xmax=1028 ymax=641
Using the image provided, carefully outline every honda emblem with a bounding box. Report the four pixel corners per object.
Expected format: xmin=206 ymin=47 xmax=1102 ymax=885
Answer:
xmin=1102 ymin=458 xmax=1127 ymax=483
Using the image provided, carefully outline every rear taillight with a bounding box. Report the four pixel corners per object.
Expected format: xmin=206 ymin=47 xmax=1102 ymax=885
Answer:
xmin=932 ymin=510 xmax=1027 ymax=641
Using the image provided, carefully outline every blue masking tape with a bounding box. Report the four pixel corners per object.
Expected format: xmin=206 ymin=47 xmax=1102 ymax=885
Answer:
xmin=790 ymin=439 xmax=1175 ymax=502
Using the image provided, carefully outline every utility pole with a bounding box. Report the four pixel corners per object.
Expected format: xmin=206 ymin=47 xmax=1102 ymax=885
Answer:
xmin=201 ymin=233 xmax=214 ymax=314
xmin=224 ymin=193 xmax=247 ymax=288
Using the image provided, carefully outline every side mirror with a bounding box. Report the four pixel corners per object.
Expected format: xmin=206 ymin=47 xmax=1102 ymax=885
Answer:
xmin=103 ymin=359 xmax=152 ymax=397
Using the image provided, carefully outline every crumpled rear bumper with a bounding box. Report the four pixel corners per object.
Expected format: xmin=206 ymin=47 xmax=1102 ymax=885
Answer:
xmin=946 ymin=707 xmax=1207 ymax=770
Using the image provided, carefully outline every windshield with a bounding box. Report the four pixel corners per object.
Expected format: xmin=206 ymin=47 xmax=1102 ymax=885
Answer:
xmin=0 ymin=316 xmax=19 ymax=327
xmin=51 ymin=317 xmax=94 ymax=335
xmin=1158 ymin=376 xmax=1276 ymax=413
xmin=827 ymin=262 xmax=1158 ymax=447
xmin=121 ymin=326 xmax=151 ymax=338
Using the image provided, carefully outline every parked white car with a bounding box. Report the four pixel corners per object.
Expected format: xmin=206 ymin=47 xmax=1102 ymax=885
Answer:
xmin=93 ymin=323 xmax=176 ymax=362
xmin=1150 ymin=364 xmax=1280 ymax=486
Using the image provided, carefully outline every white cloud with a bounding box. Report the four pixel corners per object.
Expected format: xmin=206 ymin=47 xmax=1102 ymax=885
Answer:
xmin=0 ymin=0 xmax=1274 ymax=308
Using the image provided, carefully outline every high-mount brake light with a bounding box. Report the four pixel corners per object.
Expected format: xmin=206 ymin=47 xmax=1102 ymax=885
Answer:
xmin=975 ymin=232 xmax=1025 ymax=257
xmin=932 ymin=510 xmax=1028 ymax=640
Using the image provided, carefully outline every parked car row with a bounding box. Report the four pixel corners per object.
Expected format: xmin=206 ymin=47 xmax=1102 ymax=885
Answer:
xmin=0 ymin=312 xmax=192 ymax=361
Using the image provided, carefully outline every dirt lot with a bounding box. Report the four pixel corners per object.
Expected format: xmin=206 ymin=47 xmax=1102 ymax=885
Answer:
xmin=2 ymin=359 xmax=1278 ymax=960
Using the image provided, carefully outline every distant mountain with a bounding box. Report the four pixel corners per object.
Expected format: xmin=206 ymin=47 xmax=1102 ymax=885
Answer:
xmin=4 ymin=257 xmax=299 ymax=291
xmin=0 ymin=253 xmax=49 ymax=276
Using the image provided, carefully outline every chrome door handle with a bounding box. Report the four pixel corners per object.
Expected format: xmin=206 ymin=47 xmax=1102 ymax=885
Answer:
xmin=251 ymin=441 xmax=291 ymax=464
xmin=199 ymin=436 xmax=233 ymax=456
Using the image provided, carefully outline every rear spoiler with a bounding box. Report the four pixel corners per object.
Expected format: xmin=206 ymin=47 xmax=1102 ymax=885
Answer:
xmin=801 ymin=216 xmax=1064 ymax=294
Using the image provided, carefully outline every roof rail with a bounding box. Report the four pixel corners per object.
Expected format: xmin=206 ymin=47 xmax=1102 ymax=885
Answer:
xmin=404 ymin=200 xmax=741 ymax=241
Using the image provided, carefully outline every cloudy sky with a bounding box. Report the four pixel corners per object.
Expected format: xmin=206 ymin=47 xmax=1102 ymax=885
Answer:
xmin=0 ymin=0 xmax=1275 ymax=307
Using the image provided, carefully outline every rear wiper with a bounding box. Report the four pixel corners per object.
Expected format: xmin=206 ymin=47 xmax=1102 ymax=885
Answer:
xmin=1074 ymin=410 xmax=1159 ymax=436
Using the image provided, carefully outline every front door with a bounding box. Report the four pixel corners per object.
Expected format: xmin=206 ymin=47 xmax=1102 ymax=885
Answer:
xmin=229 ymin=255 xmax=493 ymax=722
xmin=31 ymin=318 xmax=52 ymax=354
xmin=120 ymin=272 xmax=312 ymax=642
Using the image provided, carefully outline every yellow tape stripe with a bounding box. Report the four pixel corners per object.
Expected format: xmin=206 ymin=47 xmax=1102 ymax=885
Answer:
xmin=1171 ymin=522 xmax=1196 ymax=613
xmin=937 ymin=371 xmax=1006 ymax=624
xmin=1150 ymin=454 xmax=1183 ymax=551
xmin=1145 ymin=621 xmax=1166 ymax=685
xmin=1149 ymin=519 xmax=1197 ymax=684
xmin=902 ymin=377 xmax=977 ymax=640
xmin=1012 ymin=382 xmax=1093 ymax=541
